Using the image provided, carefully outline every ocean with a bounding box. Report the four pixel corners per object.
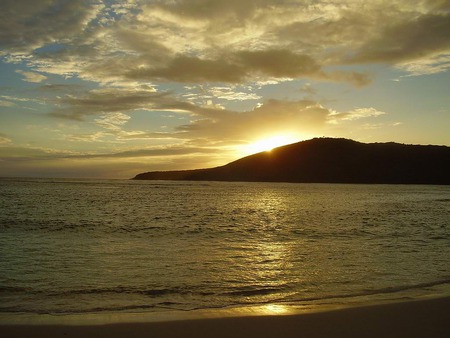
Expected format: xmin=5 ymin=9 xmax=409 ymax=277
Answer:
xmin=1 ymin=178 xmax=449 ymax=316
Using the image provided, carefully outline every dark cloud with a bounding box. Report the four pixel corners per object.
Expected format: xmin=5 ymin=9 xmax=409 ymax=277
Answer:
xmin=272 ymin=4 xmax=450 ymax=74
xmin=48 ymin=86 xmax=233 ymax=127
xmin=322 ymin=71 xmax=373 ymax=87
xmin=129 ymin=55 xmax=245 ymax=83
xmin=425 ymin=0 xmax=450 ymax=12
xmin=127 ymin=49 xmax=348 ymax=84
xmin=275 ymin=12 xmax=375 ymax=58
xmin=0 ymin=0 xmax=96 ymax=53
xmin=113 ymin=29 xmax=173 ymax=66
xmin=49 ymin=89 xmax=180 ymax=120
xmin=155 ymin=0 xmax=263 ymax=21
xmin=237 ymin=49 xmax=321 ymax=78
xmin=2 ymin=0 xmax=448 ymax=86
xmin=350 ymin=13 xmax=450 ymax=64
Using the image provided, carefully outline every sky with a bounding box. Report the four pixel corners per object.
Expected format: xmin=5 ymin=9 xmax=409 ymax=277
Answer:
xmin=0 ymin=0 xmax=449 ymax=178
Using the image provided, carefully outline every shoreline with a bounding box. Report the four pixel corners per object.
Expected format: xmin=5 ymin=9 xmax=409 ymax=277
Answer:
xmin=2 ymin=296 xmax=450 ymax=338
xmin=2 ymin=267 xmax=449 ymax=327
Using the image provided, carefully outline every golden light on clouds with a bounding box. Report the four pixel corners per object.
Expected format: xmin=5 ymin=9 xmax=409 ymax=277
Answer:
xmin=0 ymin=0 xmax=449 ymax=178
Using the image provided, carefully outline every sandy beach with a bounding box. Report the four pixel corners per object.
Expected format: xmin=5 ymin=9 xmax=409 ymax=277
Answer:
xmin=2 ymin=296 xmax=450 ymax=338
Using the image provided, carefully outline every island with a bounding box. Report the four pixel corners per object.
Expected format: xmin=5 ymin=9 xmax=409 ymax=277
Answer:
xmin=133 ymin=138 xmax=450 ymax=184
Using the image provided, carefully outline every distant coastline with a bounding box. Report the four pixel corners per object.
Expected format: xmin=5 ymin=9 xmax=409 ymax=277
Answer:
xmin=133 ymin=138 xmax=450 ymax=184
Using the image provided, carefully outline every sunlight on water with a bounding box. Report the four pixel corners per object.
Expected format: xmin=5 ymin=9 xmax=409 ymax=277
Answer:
xmin=262 ymin=304 xmax=290 ymax=315
xmin=0 ymin=178 xmax=449 ymax=315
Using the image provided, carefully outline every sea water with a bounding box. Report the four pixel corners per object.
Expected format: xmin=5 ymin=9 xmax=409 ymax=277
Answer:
xmin=0 ymin=178 xmax=449 ymax=315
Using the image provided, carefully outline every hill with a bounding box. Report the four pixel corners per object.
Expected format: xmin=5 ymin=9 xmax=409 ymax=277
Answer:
xmin=133 ymin=138 xmax=450 ymax=184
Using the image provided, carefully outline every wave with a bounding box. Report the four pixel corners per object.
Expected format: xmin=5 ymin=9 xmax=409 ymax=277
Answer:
xmin=1 ymin=278 xmax=449 ymax=315
xmin=0 ymin=303 xmax=182 ymax=315
xmin=435 ymin=198 xmax=450 ymax=202
xmin=0 ymin=286 xmax=32 ymax=293
xmin=223 ymin=287 xmax=287 ymax=297
xmin=279 ymin=278 xmax=450 ymax=305
xmin=3 ymin=278 xmax=449 ymax=299
xmin=53 ymin=286 xmax=189 ymax=297
xmin=0 ymin=285 xmax=215 ymax=298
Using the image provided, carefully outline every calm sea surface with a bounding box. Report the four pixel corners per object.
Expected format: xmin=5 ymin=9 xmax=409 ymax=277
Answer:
xmin=0 ymin=178 xmax=449 ymax=315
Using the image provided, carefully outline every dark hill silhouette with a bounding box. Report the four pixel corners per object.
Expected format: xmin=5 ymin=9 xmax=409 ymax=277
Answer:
xmin=133 ymin=138 xmax=450 ymax=184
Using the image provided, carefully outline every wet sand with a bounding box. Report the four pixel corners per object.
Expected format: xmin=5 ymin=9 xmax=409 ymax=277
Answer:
xmin=2 ymin=296 xmax=450 ymax=338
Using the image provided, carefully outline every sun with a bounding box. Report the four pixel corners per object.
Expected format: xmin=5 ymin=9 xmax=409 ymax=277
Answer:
xmin=243 ymin=135 xmax=299 ymax=155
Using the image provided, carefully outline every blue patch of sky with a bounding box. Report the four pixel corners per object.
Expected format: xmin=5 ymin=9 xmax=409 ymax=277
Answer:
xmin=86 ymin=0 xmax=141 ymax=29
xmin=0 ymin=59 xmax=30 ymax=88
xmin=163 ymin=82 xmax=263 ymax=113
xmin=218 ymin=100 xmax=258 ymax=112
xmin=338 ymin=68 xmax=446 ymax=118
xmin=33 ymin=43 xmax=67 ymax=55
xmin=255 ymin=79 xmax=309 ymax=103
xmin=0 ymin=57 xmax=98 ymax=122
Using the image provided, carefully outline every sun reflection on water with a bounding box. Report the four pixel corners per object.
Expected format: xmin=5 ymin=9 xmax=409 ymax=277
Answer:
xmin=263 ymin=304 xmax=290 ymax=314
xmin=232 ymin=189 xmax=297 ymax=307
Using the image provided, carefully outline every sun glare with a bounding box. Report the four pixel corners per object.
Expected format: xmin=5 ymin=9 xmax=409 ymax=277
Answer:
xmin=243 ymin=135 xmax=299 ymax=155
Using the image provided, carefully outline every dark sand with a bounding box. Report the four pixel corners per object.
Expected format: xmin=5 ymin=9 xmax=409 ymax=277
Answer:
xmin=2 ymin=297 xmax=450 ymax=338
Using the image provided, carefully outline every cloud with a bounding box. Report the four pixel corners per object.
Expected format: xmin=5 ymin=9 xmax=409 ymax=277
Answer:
xmin=65 ymin=131 xmax=110 ymax=143
xmin=0 ymin=143 xmax=220 ymax=162
xmin=47 ymin=84 xmax=389 ymax=146
xmin=0 ymin=146 xmax=71 ymax=159
xmin=175 ymin=99 xmax=331 ymax=142
xmin=49 ymin=88 xmax=188 ymax=120
xmin=87 ymin=146 xmax=219 ymax=159
xmin=94 ymin=112 xmax=131 ymax=132
xmin=208 ymin=87 xmax=262 ymax=101
xmin=0 ymin=0 xmax=101 ymax=53
xmin=16 ymin=70 xmax=47 ymax=83
xmin=395 ymin=53 xmax=450 ymax=76
xmin=127 ymin=49 xmax=368 ymax=86
xmin=3 ymin=1 xmax=447 ymax=179
xmin=328 ymin=107 xmax=387 ymax=123
xmin=0 ymin=95 xmax=44 ymax=111
xmin=2 ymin=0 xmax=448 ymax=91
xmin=0 ymin=133 xmax=12 ymax=145
xmin=170 ymin=100 xmax=389 ymax=146
xmin=237 ymin=49 xmax=321 ymax=78
xmin=1 ymin=1 xmax=374 ymax=87
xmin=0 ymin=144 xmax=227 ymax=178
xmin=38 ymin=84 xmax=83 ymax=92
xmin=154 ymin=0 xmax=262 ymax=21
xmin=271 ymin=2 xmax=450 ymax=75
xmin=350 ymin=13 xmax=450 ymax=67
xmin=300 ymin=83 xmax=317 ymax=96
xmin=130 ymin=55 xmax=244 ymax=83
xmin=321 ymin=71 xmax=373 ymax=88
xmin=49 ymin=86 xmax=252 ymax=123
xmin=0 ymin=100 xmax=15 ymax=107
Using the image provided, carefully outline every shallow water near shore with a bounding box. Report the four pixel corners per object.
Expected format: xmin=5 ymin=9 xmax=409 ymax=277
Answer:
xmin=1 ymin=178 xmax=449 ymax=318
